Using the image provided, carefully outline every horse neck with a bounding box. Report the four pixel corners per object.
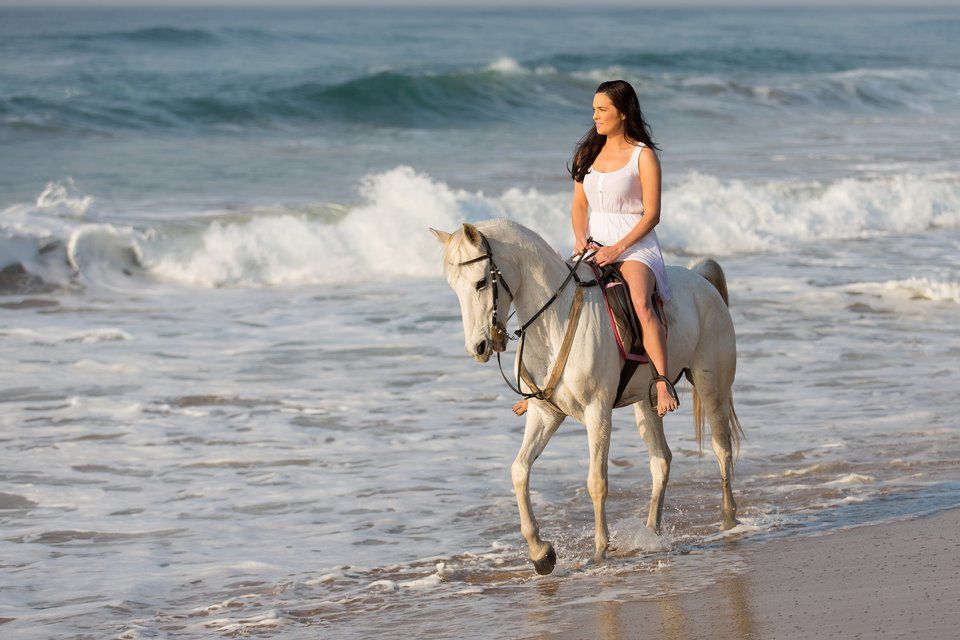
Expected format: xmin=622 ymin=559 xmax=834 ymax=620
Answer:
xmin=496 ymin=233 xmax=573 ymax=338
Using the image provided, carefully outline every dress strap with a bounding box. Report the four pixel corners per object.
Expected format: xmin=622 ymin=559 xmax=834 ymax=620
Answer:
xmin=629 ymin=143 xmax=644 ymax=172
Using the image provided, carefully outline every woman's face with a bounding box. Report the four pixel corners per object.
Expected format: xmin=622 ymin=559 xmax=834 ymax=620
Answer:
xmin=592 ymin=92 xmax=623 ymax=136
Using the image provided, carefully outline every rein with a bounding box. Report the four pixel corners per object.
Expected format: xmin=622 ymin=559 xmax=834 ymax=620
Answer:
xmin=457 ymin=231 xmax=597 ymax=403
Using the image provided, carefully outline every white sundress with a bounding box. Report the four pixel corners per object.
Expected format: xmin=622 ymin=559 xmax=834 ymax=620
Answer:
xmin=583 ymin=142 xmax=671 ymax=301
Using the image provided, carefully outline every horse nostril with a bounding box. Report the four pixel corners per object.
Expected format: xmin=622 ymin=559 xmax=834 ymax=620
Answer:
xmin=476 ymin=340 xmax=487 ymax=355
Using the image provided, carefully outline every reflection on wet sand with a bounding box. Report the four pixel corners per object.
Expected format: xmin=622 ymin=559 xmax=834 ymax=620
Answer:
xmin=546 ymin=544 xmax=758 ymax=640
xmin=547 ymin=507 xmax=960 ymax=640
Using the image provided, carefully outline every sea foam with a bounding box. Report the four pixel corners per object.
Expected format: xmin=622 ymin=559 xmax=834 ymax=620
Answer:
xmin=3 ymin=170 xmax=959 ymax=290
xmin=884 ymin=277 xmax=960 ymax=303
xmin=99 ymin=169 xmax=960 ymax=287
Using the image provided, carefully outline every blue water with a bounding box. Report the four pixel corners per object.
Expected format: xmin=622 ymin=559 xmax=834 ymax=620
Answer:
xmin=2 ymin=5 xmax=959 ymax=207
xmin=1 ymin=6 xmax=959 ymax=639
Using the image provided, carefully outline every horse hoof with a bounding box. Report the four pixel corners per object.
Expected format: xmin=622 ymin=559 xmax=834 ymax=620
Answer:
xmin=532 ymin=543 xmax=557 ymax=575
xmin=721 ymin=517 xmax=740 ymax=531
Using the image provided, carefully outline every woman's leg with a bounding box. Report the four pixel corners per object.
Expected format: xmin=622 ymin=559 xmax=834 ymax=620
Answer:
xmin=619 ymin=261 xmax=678 ymax=416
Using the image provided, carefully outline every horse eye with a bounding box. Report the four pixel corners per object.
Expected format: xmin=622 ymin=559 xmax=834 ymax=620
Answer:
xmin=475 ymin=278 xmax=487 ymax=291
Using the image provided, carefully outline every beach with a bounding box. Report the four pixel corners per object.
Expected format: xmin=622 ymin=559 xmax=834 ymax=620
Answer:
xmin=551 ymin=508 xmax=960 ymax=639
xmin=1 ymin=5 xmax=959 ymax=638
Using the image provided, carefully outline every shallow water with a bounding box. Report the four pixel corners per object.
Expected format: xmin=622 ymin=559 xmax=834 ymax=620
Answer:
xmin=2 ymin=5 xmax=960 ymax=639
xmin=2 ymin=229 xmax=959 ymax=638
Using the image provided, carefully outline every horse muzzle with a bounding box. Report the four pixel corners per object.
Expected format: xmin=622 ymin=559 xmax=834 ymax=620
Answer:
xmin=472 ymin=339 xmax=492 ymax=363
xmin=471 ymin=323 xmax=507 ymax=363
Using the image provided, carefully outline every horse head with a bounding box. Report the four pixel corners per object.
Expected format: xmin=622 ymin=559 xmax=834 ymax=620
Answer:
xmin=431 ymin=222 xmax=515 ymax=363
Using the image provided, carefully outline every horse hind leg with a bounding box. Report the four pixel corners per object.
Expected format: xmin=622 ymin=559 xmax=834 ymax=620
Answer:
xmin=511 ymin=402 xmax=565 ymax=574
xmin=693 ymin=372 xmax=741 ymax=530
xmin=633 ymin=401 xmax=671 ymax=534
xmin=711 ymin=403 xmax=740 ymax=531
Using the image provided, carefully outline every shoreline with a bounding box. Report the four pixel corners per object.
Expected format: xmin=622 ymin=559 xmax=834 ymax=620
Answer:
xmin=545 ymin=508 xmax=960 ymax=640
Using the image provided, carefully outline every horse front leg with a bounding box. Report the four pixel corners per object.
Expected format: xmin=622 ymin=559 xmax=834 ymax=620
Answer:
xmin=633 ymin=400 xmax=671 ymax=534
xmin=511 ymin=401 xmax=564 ymax=575
xmin=585 ymin=408 xmax=613 ymax=562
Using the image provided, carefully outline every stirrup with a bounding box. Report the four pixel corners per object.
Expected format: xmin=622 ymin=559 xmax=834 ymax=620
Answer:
xmin=648 ymin=375 xmax=680 ymax=414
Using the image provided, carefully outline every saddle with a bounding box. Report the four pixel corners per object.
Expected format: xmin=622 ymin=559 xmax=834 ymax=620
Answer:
xmin=587 ymin=261 xmax=670 ymax=409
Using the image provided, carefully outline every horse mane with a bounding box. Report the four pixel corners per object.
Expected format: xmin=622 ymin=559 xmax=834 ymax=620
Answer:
xmin=442 ymin=219 xmax=567 ymax=289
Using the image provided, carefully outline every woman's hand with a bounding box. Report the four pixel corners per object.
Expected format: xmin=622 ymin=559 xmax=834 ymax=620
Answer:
xmin=593 ymin=242 xmax=625 ymax=266
xmin=573 ymin=236 xmax=590 ymax=255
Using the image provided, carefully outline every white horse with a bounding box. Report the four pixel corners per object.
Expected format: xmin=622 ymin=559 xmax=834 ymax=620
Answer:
xmin=431 ymin=219 xmax=743 ymax=575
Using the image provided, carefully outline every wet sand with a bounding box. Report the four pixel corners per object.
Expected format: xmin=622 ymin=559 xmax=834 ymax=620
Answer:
xmin=546 ymin=508 xmax=960 ymax=640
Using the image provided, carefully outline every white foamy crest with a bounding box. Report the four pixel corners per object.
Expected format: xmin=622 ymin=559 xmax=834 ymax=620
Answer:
xmin=5 ymin=169 xmax=960 ymax=289
xmin=484 ymin=57 xmax=528 ymax=75
xmin=144 ymin=166 xmax=569 ymax=287
xmin=1 ymin=327 xmax=133 ymax=345
xmin=68 ymin=224 xmax=144 ymax=281
xmin=482 ymin=57 xmax=556 ymax=76
xmin=1 ymin=178 xmax=106 ymax=286
xmin=208 ymin=610 xmax=282 ymax=634
xmin=35 ymin=178 xmax=94 ymax=218
xmin=884 ymin=277 xmax=960 ymax=303
xmin=661 ymin=172 xmax=960 ymax=255
xmin=823 ymin=473 xmax=876 ymax=487
xmin=846 ymin=276 xmax=960 ymax=304
xmin=147 ymin=168 xmax=960 ymax=287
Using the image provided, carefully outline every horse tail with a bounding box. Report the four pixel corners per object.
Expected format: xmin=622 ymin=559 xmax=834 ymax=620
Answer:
xmin=689 ymin=257 xmax=728 ymax=306
xmin=690 ymin=391 xmax=746 ymax=475
xmin=692 ymin=385 xmax=706 ymax=455
xmin=687 ymin=258 xmax=743 ymax=462
xmin=729 ymin=397 xmax=744 ymax=465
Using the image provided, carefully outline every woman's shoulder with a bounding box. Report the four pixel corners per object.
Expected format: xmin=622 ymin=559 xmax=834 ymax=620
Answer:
xmin=633 ymin=141 xmax=657 ymax=158
xmin=631 ymin=141 xmax=649 ymax=161
xmin=636 ymin=143 xmax=661 ymax=173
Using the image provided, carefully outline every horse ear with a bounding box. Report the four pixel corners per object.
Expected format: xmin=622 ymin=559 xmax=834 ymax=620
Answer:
xmin=462 ymin=223 xmax=482 ymax=247
xmin=429 ymin=228 xmax=452 ymax=244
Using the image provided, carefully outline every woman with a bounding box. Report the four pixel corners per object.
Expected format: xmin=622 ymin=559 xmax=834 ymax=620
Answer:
xmin=513 ymin=79 xmax=676 ymax=418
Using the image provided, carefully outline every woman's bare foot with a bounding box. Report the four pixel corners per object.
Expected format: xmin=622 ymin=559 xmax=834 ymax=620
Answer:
xmin=656 ymin=381 xmax=678 ymax=417
xmin=512 ymin=399 xmax=528 ymax=416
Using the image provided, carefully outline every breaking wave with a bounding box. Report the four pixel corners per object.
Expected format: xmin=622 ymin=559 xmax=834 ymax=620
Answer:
xmin=2 ymin=170 xmax=959 ymax=290
xmin=3 ymin=56 xmax=957 ymax=133
xmin=848 ymin=277 xmax=960 ymax=304
xmin=886 ymin=278 xmax=960 ymax=302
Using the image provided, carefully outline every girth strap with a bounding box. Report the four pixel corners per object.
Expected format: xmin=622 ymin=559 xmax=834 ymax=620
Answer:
xmin=615 ymin=356 xmax=644 ymax=407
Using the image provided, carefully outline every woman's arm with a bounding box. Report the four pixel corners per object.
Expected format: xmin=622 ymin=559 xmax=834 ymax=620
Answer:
xmin=593 ymin=147 xmax=662 ymax=266
xmin=571 ymin=179 xmax=590 ymax=254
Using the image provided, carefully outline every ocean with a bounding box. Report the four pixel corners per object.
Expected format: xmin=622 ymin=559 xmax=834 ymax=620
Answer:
xmin=1 ymin=5 xmax=958 ymax=638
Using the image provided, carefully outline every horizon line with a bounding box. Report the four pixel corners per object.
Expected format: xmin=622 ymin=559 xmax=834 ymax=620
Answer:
xmin=1 ymin=1 xmax=957 ymax=7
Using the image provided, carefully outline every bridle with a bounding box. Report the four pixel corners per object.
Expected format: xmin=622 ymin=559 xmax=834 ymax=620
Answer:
xmin=456 ymin=230 xmax=596 ymax=401
xmin=456 ymin=232 xmax=513 ymax=349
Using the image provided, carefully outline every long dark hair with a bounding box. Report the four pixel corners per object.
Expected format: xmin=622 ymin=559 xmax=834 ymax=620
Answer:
xmin=569 ymin=80 xmax=659 ymax=183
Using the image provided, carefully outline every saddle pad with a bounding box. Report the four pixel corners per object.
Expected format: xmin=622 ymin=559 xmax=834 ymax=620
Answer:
xmin=591 ymin=262 xmax=662 ymax=363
